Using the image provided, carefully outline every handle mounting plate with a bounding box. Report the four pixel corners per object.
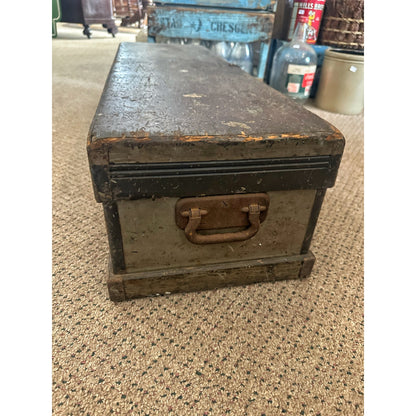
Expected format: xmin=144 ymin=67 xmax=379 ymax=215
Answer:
xmin=175 ymin=193 xmax=270 ymax=231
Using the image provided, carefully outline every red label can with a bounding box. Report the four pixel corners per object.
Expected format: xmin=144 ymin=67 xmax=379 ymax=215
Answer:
xmin=287 ymin=0 xmax=326 ymax=44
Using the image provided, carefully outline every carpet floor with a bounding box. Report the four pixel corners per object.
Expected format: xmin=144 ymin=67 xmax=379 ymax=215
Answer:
xmin=52 ymin=23 xmax=364 ymax=415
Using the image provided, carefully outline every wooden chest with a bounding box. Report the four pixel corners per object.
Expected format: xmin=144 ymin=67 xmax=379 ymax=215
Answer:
xmin=87 ymin=43 xmax=344 ymax=302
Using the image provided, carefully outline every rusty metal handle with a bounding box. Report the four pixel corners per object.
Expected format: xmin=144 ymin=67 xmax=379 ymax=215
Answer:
xmin=182 ymin=204 xmax=264 ymax=245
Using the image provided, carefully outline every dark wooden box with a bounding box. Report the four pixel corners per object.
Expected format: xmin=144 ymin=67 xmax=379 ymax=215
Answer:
xmin=87 ymin=42 xmax=344 ymax=302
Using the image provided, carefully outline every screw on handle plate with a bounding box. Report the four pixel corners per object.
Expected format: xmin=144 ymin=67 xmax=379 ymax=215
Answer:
xmin=241 ymin=204 xmax=267 ymax=214
xmin=180 ymin=208 xmax=208 ymax=218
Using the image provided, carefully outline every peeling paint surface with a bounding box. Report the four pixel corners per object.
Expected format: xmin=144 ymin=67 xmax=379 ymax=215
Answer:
xmin=222 ymin=121 xmax=252 ymax=130
xmin=183 ymin=93 xmax=205 ymax=98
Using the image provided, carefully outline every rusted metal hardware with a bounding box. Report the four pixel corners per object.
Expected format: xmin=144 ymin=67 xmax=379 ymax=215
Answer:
xmin=175 ymin=193 xmax=270 ymax=244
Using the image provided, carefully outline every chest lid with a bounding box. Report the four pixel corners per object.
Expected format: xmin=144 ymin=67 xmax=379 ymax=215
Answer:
xmin=88 ymin=43 xmax=344 ymax=202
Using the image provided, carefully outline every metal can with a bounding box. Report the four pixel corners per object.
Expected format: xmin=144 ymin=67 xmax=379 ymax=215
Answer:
xmin=287 ymin=0 xmax=326 ymax=44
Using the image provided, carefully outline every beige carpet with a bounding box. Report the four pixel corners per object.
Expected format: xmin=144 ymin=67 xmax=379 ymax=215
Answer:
xmin=52 ymin=23 xmax=364 ymax=415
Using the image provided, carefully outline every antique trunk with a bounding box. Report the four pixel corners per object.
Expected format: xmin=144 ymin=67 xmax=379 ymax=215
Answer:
xmin=87 ymin=42 xmax=344 ymax=302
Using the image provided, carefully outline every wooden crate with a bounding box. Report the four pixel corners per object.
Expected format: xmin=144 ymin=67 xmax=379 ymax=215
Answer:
xmin=153 ymin=0 xmax=277 ymax=11
xmin=147 ymin=4 xmax=275 ymax=78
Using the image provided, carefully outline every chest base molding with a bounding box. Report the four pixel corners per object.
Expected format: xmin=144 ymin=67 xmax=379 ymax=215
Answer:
xmin=107 ymin=251 xmax=315 ymax=302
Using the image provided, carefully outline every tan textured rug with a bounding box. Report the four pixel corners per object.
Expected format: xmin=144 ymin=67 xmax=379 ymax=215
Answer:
xmin=52 ymin=24 xmax=364 ymax=415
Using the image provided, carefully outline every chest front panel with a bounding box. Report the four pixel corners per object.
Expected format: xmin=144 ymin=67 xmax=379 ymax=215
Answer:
xmin=117 ymin=190 xmax=316 ymax=272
